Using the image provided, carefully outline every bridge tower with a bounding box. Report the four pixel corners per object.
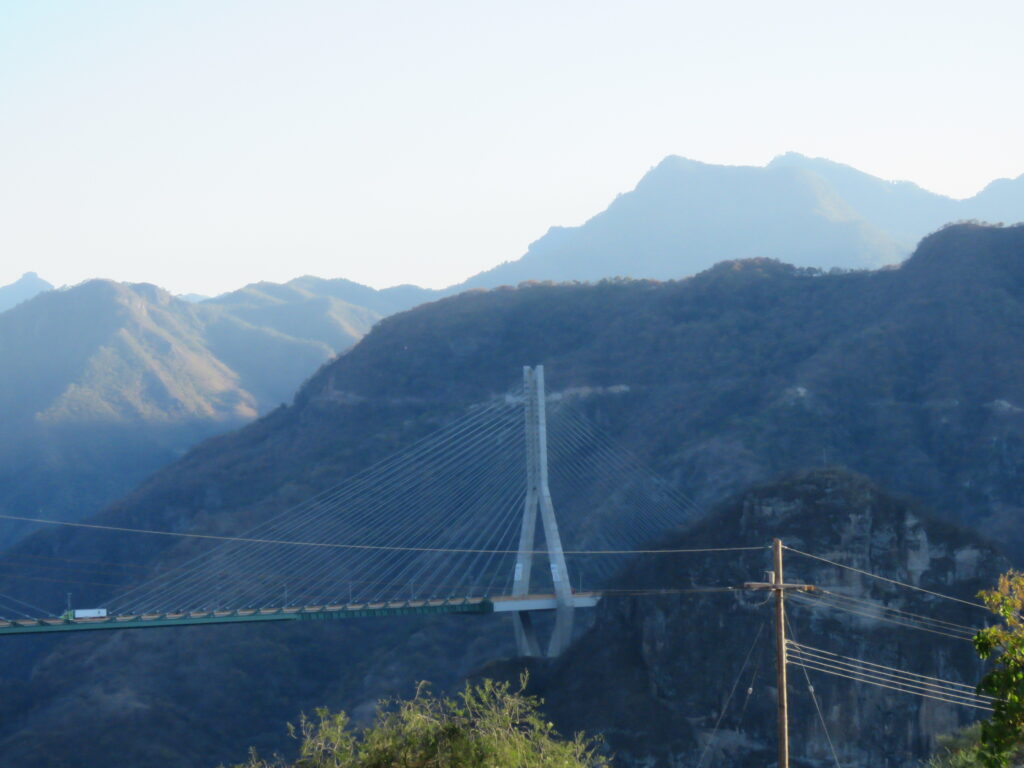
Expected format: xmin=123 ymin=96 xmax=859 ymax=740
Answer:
xmin=511 ymin=365 xmax=574 ymax=657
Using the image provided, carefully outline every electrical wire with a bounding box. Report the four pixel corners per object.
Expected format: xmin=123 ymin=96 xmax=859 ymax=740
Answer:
xmin=784 ymin=547 xmax=987 ymax=610
xmin=785 ymin=658 xmax=992 ymax=711
xmin=785 ymin=643 xmax=992 ymax=710
xmin=695 ymin=621 xmax=766 ymax=768
xmin=784 ymin=616 xmax=842 ymax=768
xmin=790 ymin=592 xmax=975 ymax=643
xmin=787 ymin=642 xmax=986 ymax=698
xmin=0 ymin=514 xmax=764 ymax=557
xmin=795 ymin=592 xmax=977 ymax=639
xmin=811 ymin=588 xmax=983 ymax=635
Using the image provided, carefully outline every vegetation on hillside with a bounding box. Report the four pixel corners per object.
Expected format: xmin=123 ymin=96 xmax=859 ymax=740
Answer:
xmin=0 ymin=276 xmax=387 ymax=548
xmin=922 ymin=726 xmax=986 ymax=767
xmin=3 ymin=224 xmax=1024 ymax=766
xmin=234 ymin=678 xmax=608 ymax=768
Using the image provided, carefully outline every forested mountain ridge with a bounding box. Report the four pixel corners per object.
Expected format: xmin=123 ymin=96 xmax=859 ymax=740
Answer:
xmin=1 ymin=223 xmax=1024 ymax=765
xmin=0 ymin=278 xmax=386 ymax=548
xmin=458 ymin=153 xmax=1024 ymax=289
xmin=1 ymin=280 xmax=260 ymax=426
xmin=201 ymin=275 xmax=439 ymax=348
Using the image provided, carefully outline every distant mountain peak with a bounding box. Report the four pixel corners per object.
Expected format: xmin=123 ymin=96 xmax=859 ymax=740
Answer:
xmin=651 ymin=154 xmax=709 ymax=170
xmin=0 ymin=270 xmax=53 ymax=313
xmin=456 ymin=151 xmax=1024 ymax=291
xmin=767 ymin=150 xmax=818 ymax=166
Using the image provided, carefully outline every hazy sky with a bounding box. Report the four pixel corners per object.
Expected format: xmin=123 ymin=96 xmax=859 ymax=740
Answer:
xmin=2 ymin=1 xmax=1022 ymax=296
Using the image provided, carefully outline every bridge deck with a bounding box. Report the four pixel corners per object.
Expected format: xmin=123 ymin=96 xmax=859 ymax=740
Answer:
xmin=0 ymin=592 xmax=602 ymax=636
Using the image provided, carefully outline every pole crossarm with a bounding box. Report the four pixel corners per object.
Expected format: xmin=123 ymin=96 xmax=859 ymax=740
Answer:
xmin=743 ymin=582 xmax=815 ymax=592
xmin=735 ymin=538 xmax=812 ymax=768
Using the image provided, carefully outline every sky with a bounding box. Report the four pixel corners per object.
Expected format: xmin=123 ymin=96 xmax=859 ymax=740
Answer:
xmin=2 ymin=1 xmax=1023 ymax=296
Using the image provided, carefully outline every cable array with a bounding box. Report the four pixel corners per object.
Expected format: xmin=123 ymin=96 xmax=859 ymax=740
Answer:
xmin=784 ymin=546 xmax=987 ymax=610
xmin=786 ymin=640 xmax=992 ymax=711
xmin=543 ymin=399 xmax=706 ymax=586
xmin=104 ymin=398 xmax=525 ymax=614
xmin=790 ymin=589 xmax=981 ymax=643
xmin=0 ymin=591 xmax=50 ymax=621
xmin=88 ymin=388 xmax=705 ymax=617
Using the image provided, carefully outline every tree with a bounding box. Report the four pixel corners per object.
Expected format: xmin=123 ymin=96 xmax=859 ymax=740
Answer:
xmin=972 ymin=571 xmax=1024 ymax=767
xmin=232 ymin=676 xmax=609 ymax=768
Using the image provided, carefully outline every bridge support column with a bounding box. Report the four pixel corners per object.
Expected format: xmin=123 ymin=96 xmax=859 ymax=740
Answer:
xmin=511 ymin=365 xmax=574 ymax=657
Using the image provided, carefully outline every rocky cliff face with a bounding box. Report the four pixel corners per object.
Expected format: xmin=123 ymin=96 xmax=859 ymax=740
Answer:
xmin=490 ymin=470 xmax=1004 ymax=767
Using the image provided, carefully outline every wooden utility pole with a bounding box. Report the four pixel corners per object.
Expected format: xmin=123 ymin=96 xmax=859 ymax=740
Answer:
xmin=744 ymin=538 xmax=814 ymax=768
xmin=773 ymin=538 xmax=790 ymax=768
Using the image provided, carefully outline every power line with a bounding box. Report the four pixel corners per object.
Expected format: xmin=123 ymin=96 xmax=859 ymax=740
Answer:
xmin=784 ymin=546 xmax=987 ymax=610
xmin=0 ymin=552 xmax=150 ymax=570
xmin=790 ymin=592 xmax=975 ymax=643
xmin=785 ymin=616 xmax=842 ymax=768
xmin=795 ymin=590 xmax=978 ymax=639
xmin=0 ymin=572 xmax=128 ymax=589
xmin=696 ymin=621 xmax=766 ymax=768
xmin=787 ymin=641 xmax=985 ymax=697
xmin=598 ymin=593 xmax=741 ymax=598
xmin=0 ymin=515 xmax=763 ymax=556
xmin=811 ymin=588 xmax=983 ymax=635
xmin=785 ymin=657 xmax=993 ymax=711
xmin=786 ymin=642 xmax=992 ymax=710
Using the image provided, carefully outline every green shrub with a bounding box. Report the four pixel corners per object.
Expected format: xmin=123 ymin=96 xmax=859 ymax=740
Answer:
xmin=233 ymin=676 xmax=608 ymax=768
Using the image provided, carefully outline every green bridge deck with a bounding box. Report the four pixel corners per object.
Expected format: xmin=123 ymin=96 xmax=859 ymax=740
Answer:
xmin=0 ymin=593 xmax=603 ymax=637
xmin=0 ymin=597 xmax=494 ymax=636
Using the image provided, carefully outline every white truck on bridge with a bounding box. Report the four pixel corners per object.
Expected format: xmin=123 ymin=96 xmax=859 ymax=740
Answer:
xmin=61 ymin=608 xmax=108 ymax=620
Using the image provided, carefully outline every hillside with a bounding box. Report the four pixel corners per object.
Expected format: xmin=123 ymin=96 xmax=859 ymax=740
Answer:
xmin=201 ymin=275 xmax=437 ymax=358
xmin=0 ymin=281 xmax=264 ymax=426
xmin=1 ymin=223 xmax=1024 ymax=765
xmin=459 ymin=153 xmax=1024 ymax=288
xmin=0 ymin=279 xmax=380 ymax=547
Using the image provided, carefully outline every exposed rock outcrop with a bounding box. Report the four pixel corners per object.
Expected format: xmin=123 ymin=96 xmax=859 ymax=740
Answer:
xmin=491 ymin=470 xmax=1005 ymax=767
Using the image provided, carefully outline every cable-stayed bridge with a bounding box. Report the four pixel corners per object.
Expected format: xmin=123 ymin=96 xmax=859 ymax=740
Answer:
xmin=0 ymin=364 xmax=1004 ymax=767
xmin=0 ymin=366 xmax=702 ymax=657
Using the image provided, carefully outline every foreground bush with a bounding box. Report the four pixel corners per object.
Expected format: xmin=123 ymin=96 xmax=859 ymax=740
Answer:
xmin=233 ymin=677 xmax=609 ymax=768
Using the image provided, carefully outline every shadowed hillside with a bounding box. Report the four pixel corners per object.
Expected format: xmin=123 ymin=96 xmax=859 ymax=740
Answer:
xmin=1 ymin=223 xmax=1024 ymax=765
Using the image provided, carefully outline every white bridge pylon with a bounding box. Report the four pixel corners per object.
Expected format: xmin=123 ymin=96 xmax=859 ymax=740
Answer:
xmin=512 ymin=365 xmax=575 ymax=657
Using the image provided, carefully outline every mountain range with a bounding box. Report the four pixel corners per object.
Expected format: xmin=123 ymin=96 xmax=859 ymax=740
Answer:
xmin=0 ymin=277 xmax=424 ymax=547
xmin=1 ymin=223 xmax=1023 ymax=766
xmin=459 ymin=152 xmax=1024 ymax=288
xmin=8 ymin=152 xmax=1022 ymax=310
